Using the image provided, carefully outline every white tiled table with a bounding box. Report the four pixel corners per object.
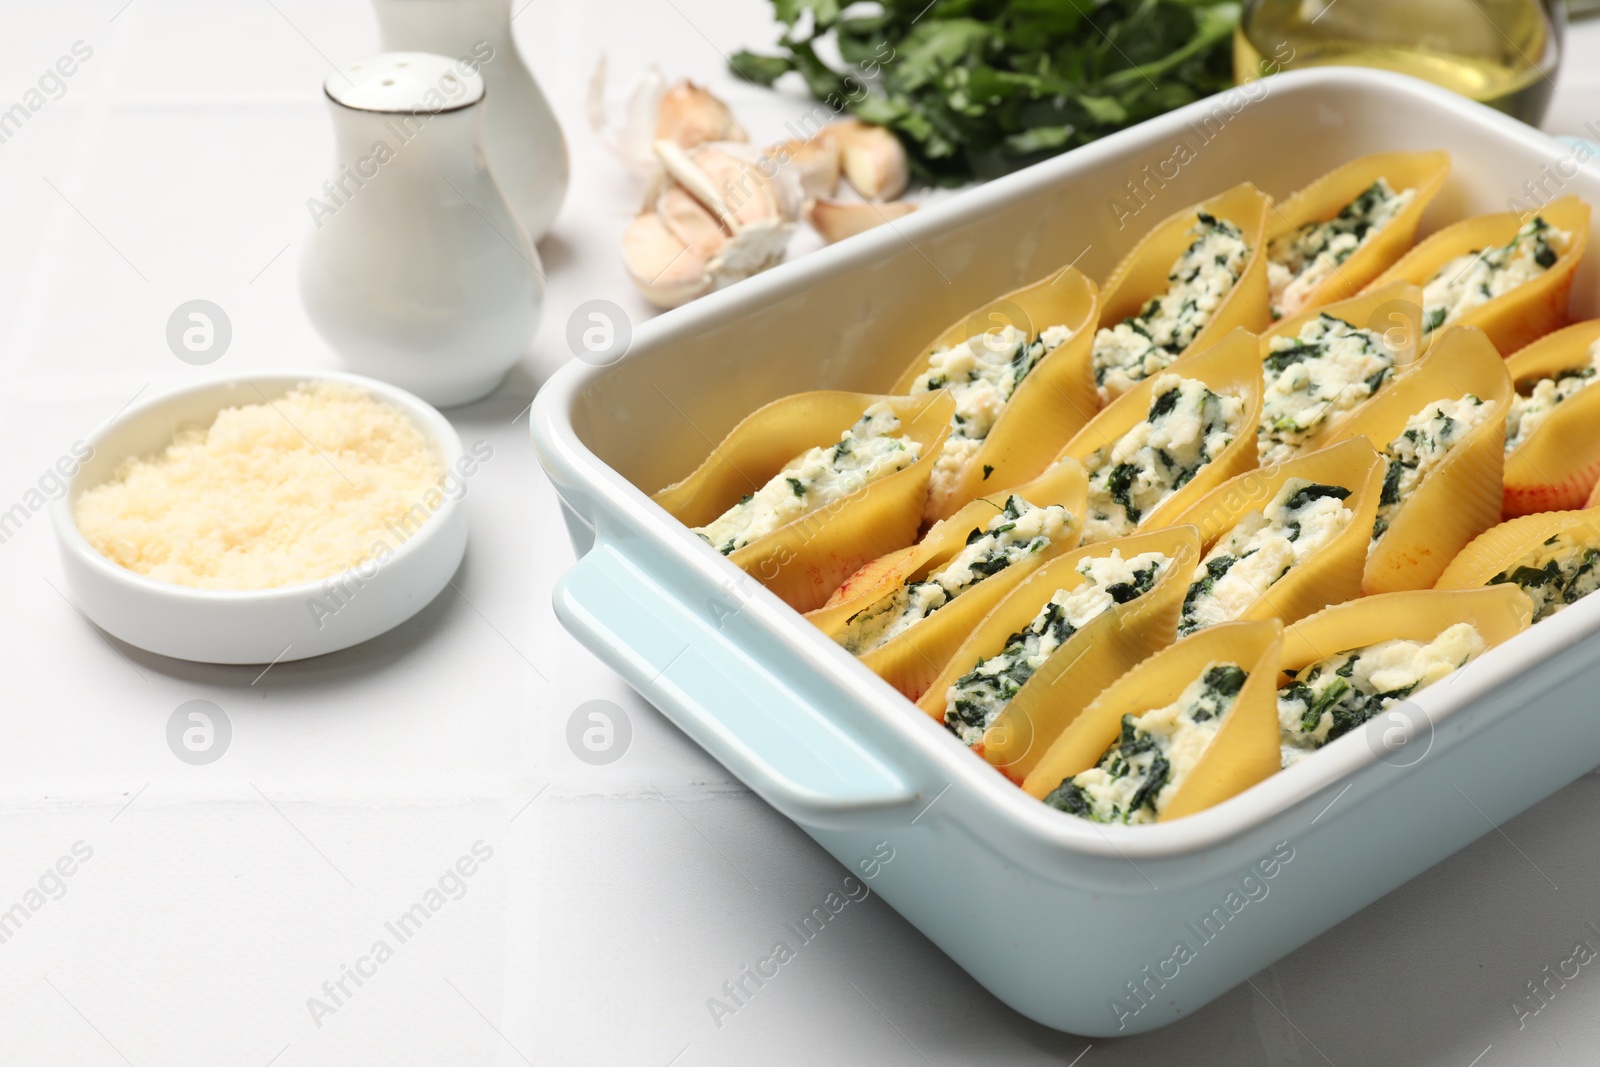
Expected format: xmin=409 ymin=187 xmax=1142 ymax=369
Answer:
xmin=5 ymin=3 xmax=1600 ymax=1063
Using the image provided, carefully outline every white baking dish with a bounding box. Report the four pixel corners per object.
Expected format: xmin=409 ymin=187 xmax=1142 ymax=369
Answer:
xmin=531 ymin=68 xmax=1600 ymax=1036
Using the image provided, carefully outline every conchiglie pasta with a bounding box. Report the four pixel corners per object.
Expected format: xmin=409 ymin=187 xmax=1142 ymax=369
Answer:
xmin=1437 ymin=506 xmax=1600 ymax=622
xmin=653 ymin=390 xmax=955 ymax=612
xmin=918 ymin=524 xmax=1201 ymax=783
xmin=894 ymin=266 xmax=1100 ymax=522
xmin=1022 ymin=620 xmax=1284 ymax=825
xmin=1164 ymin=437 xmax=1385 ymax=633
xmin=1064 ymin=328 xmax=1265 ymax=545
xmin=1365 ymin=195 xmax=1590 ymax=355
xmin=1322 ymin=325 xmax=1512 ymax=593
xmin=1255 ymin=282 xmax=1426 ymax=464
xmin=1275 ymin=587 xmax=1533 ymax=765
xmin=1502 ymin=320 xmax=1600 ymax=516
xmin=1092 ymin=182 xmax=1272 ymax=401
xmin=1280 ymin=586 xmax=1532 ymax=675
xmin=807 ymin=459 xmax=1088 ymax=700
xmin=1266 ymin=151 xmax=1450 ymax=318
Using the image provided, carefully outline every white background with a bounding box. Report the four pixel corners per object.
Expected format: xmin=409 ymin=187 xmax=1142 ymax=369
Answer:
xmin=5 ymin=1 xmax=1600 ymax=1064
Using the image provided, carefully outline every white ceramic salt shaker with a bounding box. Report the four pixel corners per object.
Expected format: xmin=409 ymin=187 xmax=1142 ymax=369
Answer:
xmin=373 ymin=0 xmax=568 ymax=240
xmin=300 ymin=52 xmax=543 ymax=407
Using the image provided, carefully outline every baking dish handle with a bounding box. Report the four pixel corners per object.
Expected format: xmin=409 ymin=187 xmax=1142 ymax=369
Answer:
xmin=553 ymin=541 xmax=920 ymax=830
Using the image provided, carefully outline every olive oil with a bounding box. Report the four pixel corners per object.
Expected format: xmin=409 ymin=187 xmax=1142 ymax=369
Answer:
xmin=1235 ymin=0 xmax=1560 ymax=124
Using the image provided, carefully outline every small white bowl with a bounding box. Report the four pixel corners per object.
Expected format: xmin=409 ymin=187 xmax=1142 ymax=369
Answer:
xmin=51 ymin=370 xmax=468 ymax=664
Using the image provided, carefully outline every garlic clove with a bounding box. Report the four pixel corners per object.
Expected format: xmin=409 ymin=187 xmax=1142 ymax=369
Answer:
xmin=809 ymin=198 xmax=918 ymax=244
xmin=654 ymin=140 xmax=734 ymax=226
xmin=771 ymin=136 xmax=841 ymax=202
xmin=822 ymin=119 xmax=909 ymax=202
xmin=689 ymin=146 xmax=781 ymax=230
xmin=629 ymin=141 xmax=803 ymax=308
xmin=654 ymin=140 xmax=802 ymax=233
xmin=655 ymin=182 xmax=730 ymax=259
xmin=655 ymin=79 xmax=747 ymax=149
xmin=740 ymin=142 xmax=805 ymax=226
xmin=622 ymin=211 xmax=712 ymax=308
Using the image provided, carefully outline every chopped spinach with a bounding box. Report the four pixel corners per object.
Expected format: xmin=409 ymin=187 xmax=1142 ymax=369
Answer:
xmin=1376 ymin=456 xmax=1405 ymax=518
xmin=1126 ymin=754 xmax=1171 ymax=817
xmin=1202 ymin=664 xmax=1246 ymax=699
xmin=1491 ymin=545 xmax=1600 ymax=620
xmin=967 ymin=554 xmax=1014 ymax=578
xmin=1283 ymin=483 xmax=1350 ymax=512
xmin=1285 ymin=656 xmax=1420 ymax=745
xmin=1117 ymin=713 xmax=1156 ymax=757
xmin=1106 ymin=463 xmax=1143 ymax=524
xmin=1106 ymin=563 xmax=1162 ymax=605
xmin=1263 ymin=342 xmax=1322 ymax=377
xmin=1043 ymin=778 xmax=1095 ymax=817
xmin=1148 ymin=386 xmax=1181 ymax=423
xmin=1180 ymin=553 xmax=1238 ymax=626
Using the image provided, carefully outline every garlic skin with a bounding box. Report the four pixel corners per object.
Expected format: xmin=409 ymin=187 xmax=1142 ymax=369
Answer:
xmin=622 ymin=140 xmax=802 ymax=309
xmin=589 ymin=57 xmax=745 ymax=178
xmin=809 ymin=198 xmax=918 ymax=244
xmin=771 ymin=136 xmax=841 ymax=203
xmin=822 ymin=119 xmax=909 ymax=202
xmin=588 ymin=56 xmax=664 ymax=177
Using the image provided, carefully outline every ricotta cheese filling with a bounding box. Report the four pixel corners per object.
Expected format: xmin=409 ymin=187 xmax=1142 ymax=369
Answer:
xmin=911 ymin=324 xmax=1073 ymax=511
xmin=835 ymin=496 xmax=1074 ymax=655
xmin=1278 ymin=623 xmax=1484 ymax=768
xmin=1371 ymin=395 xmax=1489 ymax=544
xmin=1258 ymin=313 xmax=1398 ymax=465
xmin=1267 ymin=179 xmax=1416 ymax=319
xmin=1422 ymin=215 xmax=1569 ymax=334
xmin=1092 ymin=212 xmax=1251 ymax=401
xmin=1081 ymin=375 xmax=1245 ymax=544
xmin=1179 ymin=480 xmax=1355 ymax=635
xmin=695 ymin=403 xmax=920 ymax=555
xmin=1490 ymin=533 xmax=1600 ymax=622
xmin=942 ymin=549 xmax=1172 ymax=745
xmin=1504 ymin=340 xmax=1600 ymax=453
xmin=1043 ymin=663 xmax=1248 ymax=825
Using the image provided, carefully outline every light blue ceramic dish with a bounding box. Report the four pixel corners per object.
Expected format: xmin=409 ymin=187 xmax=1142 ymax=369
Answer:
xmin=532 ymin=68 xmax=1600 ymax=1036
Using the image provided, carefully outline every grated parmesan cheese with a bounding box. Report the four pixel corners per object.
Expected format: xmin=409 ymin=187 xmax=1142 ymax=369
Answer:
xmin=74 ymin=381 xmax=446 ymax=590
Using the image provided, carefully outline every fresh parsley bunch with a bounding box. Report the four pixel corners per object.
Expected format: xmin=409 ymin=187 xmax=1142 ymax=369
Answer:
xmin=732 ymin=0 xmax=1241 ymax=184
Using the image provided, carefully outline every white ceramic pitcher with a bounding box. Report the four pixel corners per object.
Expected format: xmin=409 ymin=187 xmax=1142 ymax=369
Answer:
xmin=373 ymin=0 xmax=568 ymax=240
xmin=299 ymin=52 xmax=543 ymax=407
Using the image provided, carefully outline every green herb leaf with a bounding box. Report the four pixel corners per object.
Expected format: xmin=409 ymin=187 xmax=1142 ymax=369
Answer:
xmin=734 ymin=0 xmax=1241 ymax=184
xmin=729 ymin=50 xmax=796 ymax=87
